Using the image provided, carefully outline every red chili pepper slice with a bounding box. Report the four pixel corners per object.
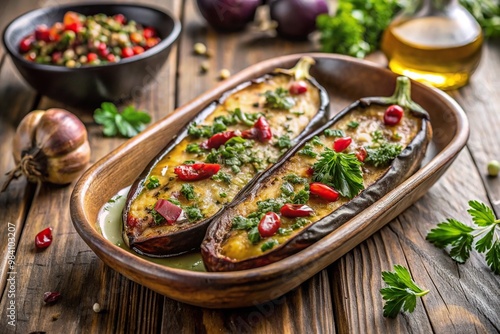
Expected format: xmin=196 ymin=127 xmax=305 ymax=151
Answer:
xmin=280 ymin=204 xmax=314 ymax=218
xmin=174 ymin=163 xmax=220 ymax=181
xmin=35 ymin=227 xmax=53 ymax=249
xmin=333 ymin=137 xmax=352 ymax=152
xmin=309 ymin=182 xmax=340 ymax=202
xmin=258 ymin=212 xmax=281 ymax=238
xmin=154 ymin=199 xmax=182 ymax=225
xmin=35 ymin=25 xmax=51 ymax=42
xmin=355 ymin=147 xmax=367 ymax=162
xmin=289 ymin=81 xmax=308 ymax=95
xmin=200 ymin=130 xmax=240 ymax=150
xmin=384 ymin=105 xmax=404 ymax=126
xmin=254 ymin=116 xmax=273 ymax=142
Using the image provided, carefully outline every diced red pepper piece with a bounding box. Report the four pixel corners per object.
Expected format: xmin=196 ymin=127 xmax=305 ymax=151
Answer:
xmin=132 ymin=45 xmax=145 ymax=55
xmin=154 ymin=199 xmax=182 ymax=225
xmin=384 ymin=105 xmax=404 ymax=126
xmin=35 ymin=25 xmax=51 ymax=42
xmin=174 ymin=163 xmax=220 ymax=181
xmin=258 ymin=212 xmax=281 ymax=237
xmin=145 ymin=37 xmax=160 ymax=49
xmin=333 ymin=137 xmax=352 ymax=152
xmin=143 ymin=27 xmax=157 ymax=39
xmin=87 ymin=52 xmax=98 ymax=62
xmin=19 ymin=36 xmax=34 ymax=53
xmin=35 ymin=227 xmax=53 ymax=249
xmin=106 ymin=54 xmax=116 ymax=62
xmin=280 ymin=204 xmax=314 ymax=218
xmin=355 ymin=147 xmax=367 ymax=162
xmin=306 ymin=167 xmax=314 ymax=176
xmin=200 ymin=130 xmax=240 ymax=150
xmin=121 ymin=47 xmax=134 ymax=58
xmin=64 ymin=22 xmax=82 ymax=33
xmin=254 ymin=116 xmax=272 ymax=142
xmin=241 ymin=127 xmax=257 ymax=139
xmin=309 ymin=182 xmax=340 ymax=202
xmin=43 ymin=291 xmax=61 ymax=304
xmin=49 ymin=23 xmax=63 ymax=42
xmin=114 ymin=14 xmax=126 ymax=24
xmin=289 ymin=80 xmax=308 ymax=95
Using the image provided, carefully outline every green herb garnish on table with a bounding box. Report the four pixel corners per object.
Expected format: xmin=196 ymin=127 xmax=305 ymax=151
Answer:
xmin=94 ymin=102 xmax=151 ymax=138
xmin=427 ymin=200 xmax=500 ymax=274
xmin=380 ymin=265 xmax=429 ymax=318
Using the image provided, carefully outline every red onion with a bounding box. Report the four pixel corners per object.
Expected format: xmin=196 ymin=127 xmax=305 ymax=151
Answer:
xmin=196 ymin=0 xmax=262 ymax=31
xmin=270 ymin=0 xmax=329 ymax=39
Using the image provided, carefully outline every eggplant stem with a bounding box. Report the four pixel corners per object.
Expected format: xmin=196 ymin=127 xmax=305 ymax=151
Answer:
xmin=274 ymin=56 xmax=315 ymax=81
xmin=381 ymin=76 xmax=427 ymax=114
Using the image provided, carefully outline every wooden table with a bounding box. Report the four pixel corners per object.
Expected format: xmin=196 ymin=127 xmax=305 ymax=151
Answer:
xmin=1 ymin=0 xmax=499 ymax=333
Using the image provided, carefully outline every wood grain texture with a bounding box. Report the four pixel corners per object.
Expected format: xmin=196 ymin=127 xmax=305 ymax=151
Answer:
xmin=331 ymin=150 xmax=500 ymax=334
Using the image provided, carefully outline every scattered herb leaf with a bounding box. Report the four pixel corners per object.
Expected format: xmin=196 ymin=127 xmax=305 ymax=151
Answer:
xmin=94 ymin=102 xmax=151 ymax=138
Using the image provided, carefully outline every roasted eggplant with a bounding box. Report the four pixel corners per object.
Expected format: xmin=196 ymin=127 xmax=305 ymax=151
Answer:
xmin=123 ymin=57 xmax=329 ymax=257
xmin=201 ymin=76 xmax=432 ymax=271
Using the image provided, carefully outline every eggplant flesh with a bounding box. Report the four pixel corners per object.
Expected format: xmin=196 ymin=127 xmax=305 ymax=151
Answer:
xmin=201 ymin=77 xmax=433 ymax=272
xmin=122 ymin=58 xmax=329 ymax=257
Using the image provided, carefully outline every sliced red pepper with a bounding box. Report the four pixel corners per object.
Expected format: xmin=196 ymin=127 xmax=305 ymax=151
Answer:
xmin=384 ymin=105 xmax=404 ymax=126
xmin=35 ymin=227 xmax=53 ymax=249
xmin=333 ymin=137 xmax=352 ymax=152
xmin=355 ymin=147 xmax=367 ymax=162
xmin=114 ymin=14 xmax=126 ymax=24
xmin=309 ymin=182 xmax=340 ymax=202
xmin=289 ymin=80 xmax=308 ymax=95
xmin=200 ymin=130 xmax=240 ymax=150
xmin=43 ymin=291 xmax=62 ymax=304
xmin=154 ymin=199 xmax=182 ymax=225
xmin=258 ymin=212 xmax=281 ymax=238
xmin=174 ymin=163 xmax=220 ymax=181
xmin=254 ymin=116 xmax=272 ymax=142
xmin=280 ymin=204 xmax=314 ymax=218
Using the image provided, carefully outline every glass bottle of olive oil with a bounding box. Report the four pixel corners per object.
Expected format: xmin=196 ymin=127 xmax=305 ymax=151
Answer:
xmin=381 ymin=0 xmax=483 ymax=90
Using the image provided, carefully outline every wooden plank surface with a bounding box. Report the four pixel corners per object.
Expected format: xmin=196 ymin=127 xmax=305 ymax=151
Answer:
xmin=1 ymin=0 xmax=499 ymax=333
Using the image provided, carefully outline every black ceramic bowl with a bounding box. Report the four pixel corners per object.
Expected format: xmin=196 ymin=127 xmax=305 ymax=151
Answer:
xmin=3 ymin=3 xmax=181 ymax=106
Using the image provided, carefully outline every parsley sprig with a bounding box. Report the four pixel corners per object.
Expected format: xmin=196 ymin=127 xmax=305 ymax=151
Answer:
xmin=94 ymin=102 xmax=151 ymax=138
xmin=380 ymin=265 xmax=429 ymax=318
xmin=427 ymin=200 xmax=500 ymax=274
xmin=264 ymin=88 xmax=295 ymax=110
xmin=312 ymin=147 xmax=364 ymax=199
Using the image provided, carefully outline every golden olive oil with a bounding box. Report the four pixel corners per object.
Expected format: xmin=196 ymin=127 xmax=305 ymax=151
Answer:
xmin=382 ymin=16 xmax=483 ymax=90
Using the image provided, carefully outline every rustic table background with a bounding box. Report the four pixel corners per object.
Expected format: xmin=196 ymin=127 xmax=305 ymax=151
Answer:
xmin=1 ymin=0 xmax=499 ymax=333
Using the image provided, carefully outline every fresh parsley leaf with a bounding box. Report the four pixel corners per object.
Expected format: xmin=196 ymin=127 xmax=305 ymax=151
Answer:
xmin=151 ymin=209 xmax=166 ymax=225
xmin=248 ymin=226 xmax=261 ymax=244
xmin=145 ymin=176 xmax=160 ymax=190
xmin=186 ymin=143 xmax=203 ymax=153
xmin=180 ymin=184 xmax=196 ymax=201
xmin=311 ymin=136 xmax=324 ymax=146
xmin=280 ymin=182 xmax=295 ymax=197
xmin=168 ymin=198 xmax=181 ymax=206
xmin=427 ymin=200 xmax=500 ymax=273
xmin=264 ymin=88 xmax=295 ymax=110
xmin=94 ymin=102 xmax=151 ymax=138
xmin=278 ymin=227 xmax=293 ymax=236
xmin=291 ymin=218 xmax=310 ymax=230
xmin=292 ymin=189 xmax=310 ymax=204
xmin=261 ymin=239 xmax=279 ymax=252
xmin=232 ymin=216 xmax=259 ymax=230
xmin=380 ymin=265 xmax=429 ymax=318
xmin=312 ymin=147 xmax=364 ymax=199
xmin=365 ymin=142 xmax=403 ymax=167
xmin=324 ymin=129 xmax=345 ymax=138
xmin=219 ymin=192 xmax=227 ymax=198
xmin=371 ymin=130 xmax=384 ymax=143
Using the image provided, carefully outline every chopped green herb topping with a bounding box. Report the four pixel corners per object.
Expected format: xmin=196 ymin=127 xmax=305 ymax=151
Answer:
xmin=185 ymin=206 xmax=204 ymax=222
xmin=219 ymin=192 xmax=228 ymax=198
xmin=186 ymin=143 xmax=203 ymax=153
xmin=280 ymin=182 xmax=295 ymax=197
xmin=264 ymin=87 xmax=295 ymax=110
xmin=365 ymin=142 xmax=403 ymax=167
xmin=347 ymin=121 xmax=360 ymax=129
xmin=261 ymin=239 xmax=279 ymax=252
xmin=278 ymin=227 xmax=293 ymax=236
xmin=275 ymin=135 xmax=292 ymax=149
xmin=212 ymin=171 xmax=232 ymax=183
xmin=248 ymin=226 xmax=261 ymax=244
xmin=180 ymin=184 xmax=196 ymax=200
xmin=324 ymin=129 xmax=346 ymax=137
xmin=311 ymin=136 xmax=324 ymax=146
xmin=146 ymin=176 xmax=160 ymax=190
xmin=291 ymin=218 xmax=310 ymax=230
xmin=299 ymin=143 xmax=318 ymax=158
xmin=168 ymin=198 xmax=181 ymax=206
xmin=151 ymin=209 xmax=166 ymax=225
xmin=312 ymin=147 xmax=364 ymax=199
xmin=292 ymin=189 xmax=310 ymax=204
xmin=284 ymin=174 xmax=308 ymax=185
xmin=371 ymin=130 xmax=384 ymax=143
xmin=232 ymin=216 xmax=259 ymax=230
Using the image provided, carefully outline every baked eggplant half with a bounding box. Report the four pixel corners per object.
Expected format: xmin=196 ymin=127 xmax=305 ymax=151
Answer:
xmin=202 ymin=76 xmax=433 ymax=271
xmin=123 ymin=57 xmax=329 ymax=257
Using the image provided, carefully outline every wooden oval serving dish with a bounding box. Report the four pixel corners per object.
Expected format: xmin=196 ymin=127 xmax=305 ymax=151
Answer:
xmin=71 ymin=53 xmax=469 ymax=308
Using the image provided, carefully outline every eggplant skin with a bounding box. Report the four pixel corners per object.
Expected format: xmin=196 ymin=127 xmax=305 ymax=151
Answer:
xmin=123 ymin=72 xmax=330 ymax=257
xmin=201 ymin=100 xmax=432 ymax=272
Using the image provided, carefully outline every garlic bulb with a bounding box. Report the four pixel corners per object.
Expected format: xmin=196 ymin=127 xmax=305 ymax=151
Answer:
xmin=2 ymin=108 xmax=91 ymax=190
